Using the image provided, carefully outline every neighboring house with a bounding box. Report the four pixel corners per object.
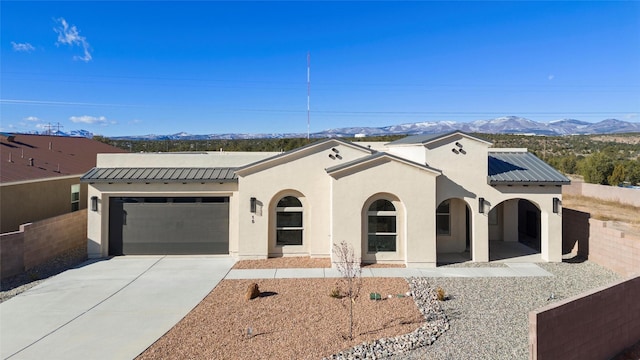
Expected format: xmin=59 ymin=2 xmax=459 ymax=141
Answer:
xmin=0 ymin=134 xmax=126 ymax=233
xmin=82 ymin=132 xmax=570 ymax=267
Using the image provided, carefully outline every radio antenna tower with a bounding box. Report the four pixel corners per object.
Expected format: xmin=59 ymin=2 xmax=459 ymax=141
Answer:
xmin=307 ymin=52 xmax=310 ymax=140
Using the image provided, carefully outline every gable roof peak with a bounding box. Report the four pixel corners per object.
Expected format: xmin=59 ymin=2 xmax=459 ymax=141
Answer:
xmin=387 ymin=131 xmax=492 ymax=146
xmin=234 ymin=137 xmax=375 ymax=176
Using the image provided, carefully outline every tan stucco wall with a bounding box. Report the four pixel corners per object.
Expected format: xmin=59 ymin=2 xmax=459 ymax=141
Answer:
xmin=236 ymin=141 xmax=372 ymax=259
xmin=1 ymin=176 xmax=87 ymax=233
xmin=388 ymin=134 xmax=563 ymax=262
xmin=329 ymin=158 xmax=439 ymax=267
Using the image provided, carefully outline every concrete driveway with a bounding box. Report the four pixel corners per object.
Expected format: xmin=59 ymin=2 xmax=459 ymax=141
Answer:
xmin=0 ymin=256 xmax=235 ymax=360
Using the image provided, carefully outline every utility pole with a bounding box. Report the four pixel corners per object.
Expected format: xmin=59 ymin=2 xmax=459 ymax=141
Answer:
xmin=307 ymin=52 xmax=310 ymax=140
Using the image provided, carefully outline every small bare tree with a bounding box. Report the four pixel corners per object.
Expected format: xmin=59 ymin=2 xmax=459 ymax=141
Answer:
xmin=333 ymin=240 xmax=362 ymax=340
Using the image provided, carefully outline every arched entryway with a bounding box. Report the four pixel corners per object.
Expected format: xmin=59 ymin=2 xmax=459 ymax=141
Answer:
xmin=488 ymin=198 xmax=542 ymax=261
xmin=435 ymin=198 xmax=472 ymax=265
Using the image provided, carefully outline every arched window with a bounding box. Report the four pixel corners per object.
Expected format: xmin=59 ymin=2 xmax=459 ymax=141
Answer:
xmin=436 ymin=200 xmax=450 ymax=235
xmin=276 ymin=196 xmax=303 ymax=246
xmin=367 ymin=199 xmax=397 ymax=252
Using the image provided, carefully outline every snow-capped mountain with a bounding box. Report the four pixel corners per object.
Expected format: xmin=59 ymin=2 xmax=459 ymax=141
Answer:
xmin=546 ymin=119 xmax=592 ymax=135
xmin=28 ymin=117 xmax=640 ymax=140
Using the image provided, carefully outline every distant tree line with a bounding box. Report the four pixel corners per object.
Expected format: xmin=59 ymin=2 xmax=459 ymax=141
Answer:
xmin=95 ymin=133 xmax=640 ymax=186
xmin=93 ymin=135 xmax=406 ymax=153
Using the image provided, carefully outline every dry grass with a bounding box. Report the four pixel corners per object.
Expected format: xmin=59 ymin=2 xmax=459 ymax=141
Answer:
xmin=137 ymin=278 xmax=423 ymax=360
xmin=562 ymin=194 xmax=640 ymax=230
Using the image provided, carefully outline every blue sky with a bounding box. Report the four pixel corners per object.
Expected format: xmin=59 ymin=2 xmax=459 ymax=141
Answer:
xmin=2 ymin=1 xmax=639 ymax=137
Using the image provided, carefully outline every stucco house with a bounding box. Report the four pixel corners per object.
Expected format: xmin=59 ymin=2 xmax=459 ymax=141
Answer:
xmin=82 ymin=131 xmax=570 ymax=267
xmin=0 ymin=133 xmax=126 ymax=233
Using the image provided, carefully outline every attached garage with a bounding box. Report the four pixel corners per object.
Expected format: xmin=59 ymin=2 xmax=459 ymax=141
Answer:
xmin=108 ymin=196 xmax=229 ymax=255
xmin=81 ymin=166 xmax=240 ymax=257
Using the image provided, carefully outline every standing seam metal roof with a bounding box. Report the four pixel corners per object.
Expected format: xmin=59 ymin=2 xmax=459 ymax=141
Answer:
xmin=81 ymin=167 xmax=237 ymax=183
xmin=488 ymin=152 xmax=570 ymax=185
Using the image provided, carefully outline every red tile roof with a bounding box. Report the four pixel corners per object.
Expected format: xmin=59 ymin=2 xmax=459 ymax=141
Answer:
xmin=0 ymin=134 xmax=126 ymax=183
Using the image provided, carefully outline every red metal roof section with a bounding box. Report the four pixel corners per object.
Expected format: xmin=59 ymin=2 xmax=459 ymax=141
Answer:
xmin=0 ymin=134 xmax=126 ymax=183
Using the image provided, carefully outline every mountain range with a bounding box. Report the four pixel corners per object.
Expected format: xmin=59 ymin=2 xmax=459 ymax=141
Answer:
xmin=37 ymin=116 xmax=640 ymax=140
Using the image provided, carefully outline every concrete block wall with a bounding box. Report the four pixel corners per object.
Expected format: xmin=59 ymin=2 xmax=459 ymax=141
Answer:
xmin=0 ymin=210 xmax=87 ymax=279
xmin=588 ymin=219 xmax=640 ymax=277
xmin=529 ymin=275 xmax=640 ymax=360
xmin=0 ymin=231 xmax=25 ymax=279
xmin=562 ymin=208 xmax=639 ymax=277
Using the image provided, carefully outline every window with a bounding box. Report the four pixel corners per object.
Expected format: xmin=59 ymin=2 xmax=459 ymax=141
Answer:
xmin=436 ymin=200 xmax=450 ymax=235
xmin=71 ymin=184 xmax=80 ymax=212
xmin=276 ymin=196 xmax=303 ymax=246
xmin=367 ymin=199 xmax=397 ymax=252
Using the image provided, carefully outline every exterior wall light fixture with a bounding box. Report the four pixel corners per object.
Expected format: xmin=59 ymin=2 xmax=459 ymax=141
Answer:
xmin=250 ymin=197 xmax=257 ymax=213
xmin=90 ymin=196 xmax=98 ymax=212
xmin=553 ymin=197 xmax=561 ymax=214
xmin=478 ymin=197 xmax=485 ymax=213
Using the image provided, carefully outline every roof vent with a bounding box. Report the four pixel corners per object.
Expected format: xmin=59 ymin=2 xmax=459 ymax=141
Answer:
xmin=28 ymin=158 xmax=34 ymax=166
xmin=1 ymin=133 xmax=15 ymax=142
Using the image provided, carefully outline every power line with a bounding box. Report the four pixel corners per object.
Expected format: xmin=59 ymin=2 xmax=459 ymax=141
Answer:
xmin=1 ymin=99 xmax=636 ymax=116
xmin=3 ymin=71 xmax=639 ymax=91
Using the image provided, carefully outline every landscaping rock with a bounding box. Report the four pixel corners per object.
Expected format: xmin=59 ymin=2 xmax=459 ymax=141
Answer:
xmin=245 ymin=282 xmax=260 ymax=300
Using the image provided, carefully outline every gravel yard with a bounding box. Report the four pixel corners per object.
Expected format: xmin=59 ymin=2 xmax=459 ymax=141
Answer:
xmin=138 ymin=259 xmax=622 ymax=360
xmin=388 ymin=261 xmax=622 ymax=360
xmin=137 ymin=277 xmax=425 ymax=360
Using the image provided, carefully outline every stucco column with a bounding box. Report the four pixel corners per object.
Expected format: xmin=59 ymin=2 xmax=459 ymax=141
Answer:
xmin=541 ymin=210 xmax=563 ymax=262
xmin=503 ymin=199 xmax=519 ymax=242
xmin=87 ymin=187 xmax=104 ymax=258
xmin=472 ymin=212 xmax=489 ymax=262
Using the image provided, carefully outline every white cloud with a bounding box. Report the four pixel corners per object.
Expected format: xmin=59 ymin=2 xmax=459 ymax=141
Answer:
xmin=548 ymin=74 xmax=555 ymax=80
xmin=625 ymin=113 xmax=638 ymax=120
xmin=54 ymin=18 xmax=92 ymax=62
xmin=34 ymin=123 xmax=49 ymax=130
xmin=70 ymin=115 xmax=107 ymax=124
xmin=11 ymin=42 xmax=35 ymax=52
xmin=129 ymin=119 xmax=142 ymax=125
xmin=24 ymin=116 xmax=40 ymax=122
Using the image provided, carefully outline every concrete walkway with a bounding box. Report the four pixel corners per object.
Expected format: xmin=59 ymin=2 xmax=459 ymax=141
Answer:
xmin=226 ymin=262 xmax=552 ymax=279
xmin=1 ymin=257 xmax=551 ymax=360
xmin=0 ymin=256 xmax=235 ymax=360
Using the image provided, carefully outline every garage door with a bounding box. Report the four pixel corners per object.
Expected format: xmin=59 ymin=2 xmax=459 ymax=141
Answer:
xmin=109 ymin=197 xmax=229 ymax=255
